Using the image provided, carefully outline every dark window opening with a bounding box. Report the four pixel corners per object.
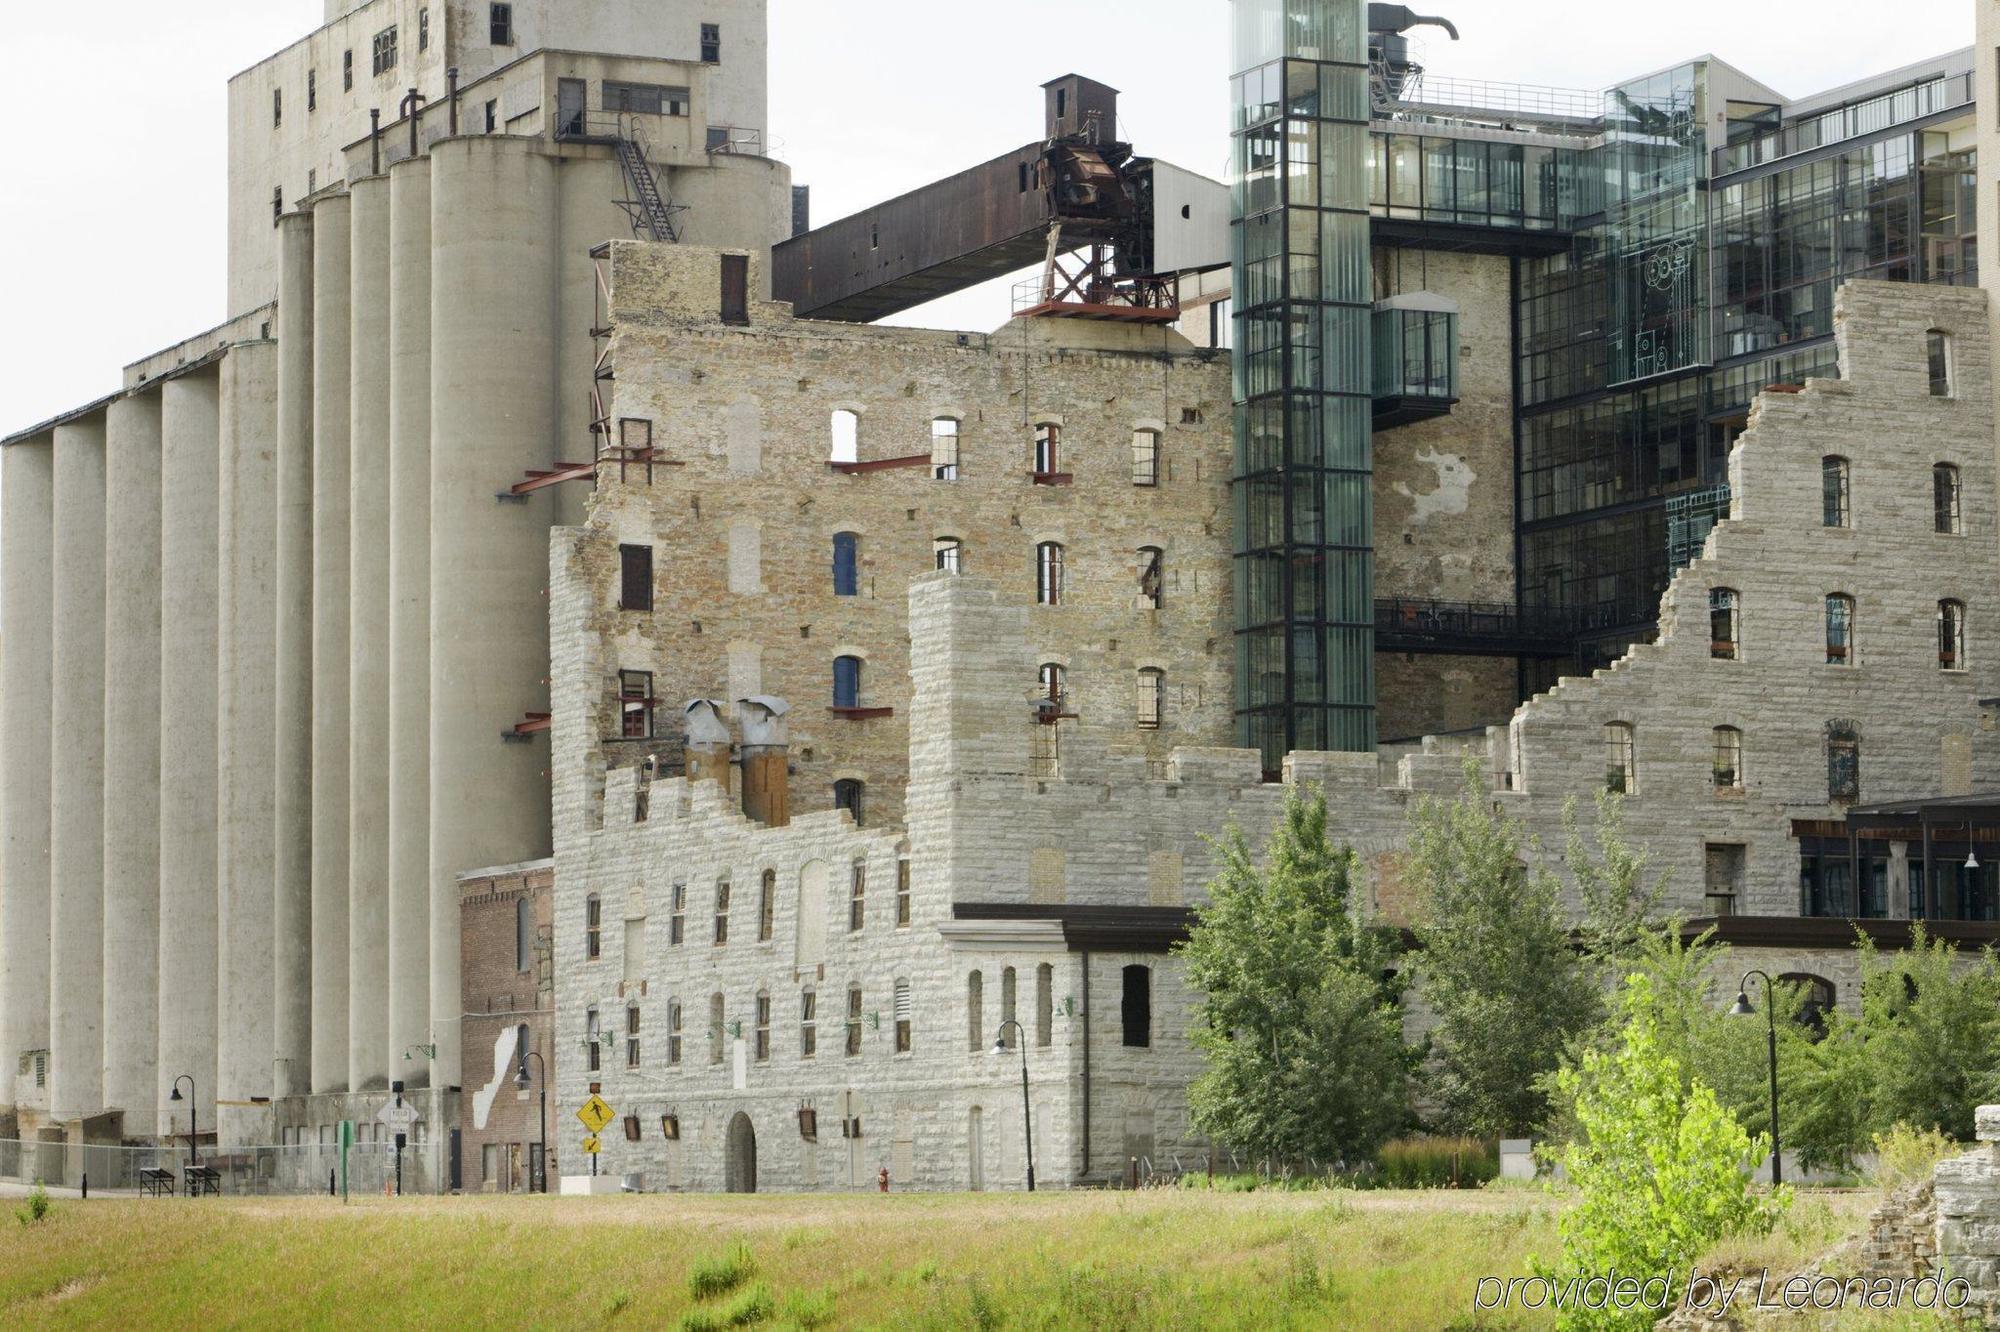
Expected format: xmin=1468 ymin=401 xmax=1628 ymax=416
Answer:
xmin=490 ymin=3 xmax=514 ymax=46
xmin=372 ymin=26 xmax=398 ymax=77
xmin=1928 ymin=330 xmax=1952 ymax=397
xmin=832 ymin=655 xmax=862 ymax=710
xmin=272 ymin=186 xmax=283 ymax=227
xmin=1821 ymin=456 xmax=1850 ymax=528
xmin=273 ymin=87 xmax=283 ymax=127
xmin=832 ymin=532 xmax=860 ymax=597
xmin=343 ymin=50 xmax=354 ymax=92
xmin=1121 ymin=964 xmax=1151 ymax=1048
xmin=1827 ymin=725 xmax=1861 ymax=804
xmin=585 ymin=895 xmax=602 ymax=961
xmin=834 ymin=779 xmax=865 ymax=826
xmin=484 ymin=100 xmax=498 ymax=133
xmin=618 ymin=669 xmax=656 ymax=739
xmin=1709 ymin=588 xmax=1738 ymax=659
xmin=1935 ymin=463 xmax=1963 ymax=534
xmin=1939 ymin=599 xmax=1967 ymax=670
xmin=701 ymin=22 xmax=722 ymax=63
xmin=844 ymin=986 xmax=863 ymax=1056
xmin=308 ymin=69 xmax=317 ymax=112
xmin=419 ymin=8 xmax=430 ymax=51
xmin=720 ymin=253 xmax=750 ymax=325
xmin=1139 ymin=546 xmax=1164 ymax=609
xmin=1034 ymin=422 xmax=1061 ymax=477
xmin=605 ymin=81 xmax=690 ymax=117
xmin=515 ymin=896 xmax=531 ymax=972
xmin=618 ymin=544 xmax=654 ymax=612
xmin=1137 ymin=668 xmax=1165 ymax=729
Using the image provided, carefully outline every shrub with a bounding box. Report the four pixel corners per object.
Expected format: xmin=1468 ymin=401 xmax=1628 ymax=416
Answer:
xmin=686 ymin=1243 xmax=756 ymax=1301
xmin=1374 ymin=1135 xmax=1499 ymax=1189
xmin=678 ymin=1282 xmax=771 ymax=1331
xmin=1871 ymin=1122 xmax=1964 ymax=1191
xmin=777 ymin=1287 xmax=835 ymax=1329
xmin=15 ymin=1181 xmax=49 ymax=1226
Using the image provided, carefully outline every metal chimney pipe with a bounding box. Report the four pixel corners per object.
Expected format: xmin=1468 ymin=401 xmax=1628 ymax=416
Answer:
xmin=447 ymin=68 xmax=460 ymax=135
xmin=369 ymin=109 xmax=381 ymax=174
xmin=683 ymin=700 xmax=733 ymax=789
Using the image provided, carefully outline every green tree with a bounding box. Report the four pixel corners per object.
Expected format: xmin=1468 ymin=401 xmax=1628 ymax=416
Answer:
xmin=1565 ymin=790 xmax=1668 ymax=968
xmin=1407 ymin=760 xmax=1599 ymax=1137
xmin=1540 ymin=975 xmax=1788 ymax=1332
xmin=1178 ymin=786 xmax=1411 ymax=1167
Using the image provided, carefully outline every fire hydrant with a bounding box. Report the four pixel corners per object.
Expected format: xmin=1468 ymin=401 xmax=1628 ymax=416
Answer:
xmin=878 ymin=1166 xmax=890 ymax=1193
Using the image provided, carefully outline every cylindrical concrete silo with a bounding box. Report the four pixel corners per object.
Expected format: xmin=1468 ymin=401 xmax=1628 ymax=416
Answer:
xmin=348 ymin=175 xmax=392 ymax=1091
xmin=101 ymin=392 xmax=164 ymax=1125
xmin=215 ymin=343 xmax=279 ymax=1143
xmin=48 ymin=417 xmax=107 ymax=1120
xmin=273 ymin=211 xmax=316 ymax=1100
xmin=427 ymin=135 xmax=563 ymax=1092
xmin=387 ymin=157 xmax=435 ymax=1089
xmin=157 ymin=372 xmax=220 ymax=1139
xmin=0 ymin=433 xmax=56 ymax=1109
xmin=310 ymin=192 xmax=353 ymax=1095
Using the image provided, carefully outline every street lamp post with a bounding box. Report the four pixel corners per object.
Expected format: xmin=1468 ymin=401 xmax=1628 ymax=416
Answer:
xmin=1729 ymin=969 xmax=1782 ymax=1187
xmin=515 ymin=1050 xmax=548 ymax=1193
xmin=168 ymin=1075 xmax=198 ymax=1171
xmin=990 ymin=1019 xmax=1034 ymax=1192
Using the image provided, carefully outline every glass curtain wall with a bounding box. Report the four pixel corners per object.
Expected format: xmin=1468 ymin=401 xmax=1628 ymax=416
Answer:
xmin=1231 ymin=0 xmax=1376 ymax=769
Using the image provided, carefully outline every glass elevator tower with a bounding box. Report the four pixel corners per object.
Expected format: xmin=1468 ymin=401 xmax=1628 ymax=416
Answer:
xmin=1229 ymin=0 xmax=1376 ymax=771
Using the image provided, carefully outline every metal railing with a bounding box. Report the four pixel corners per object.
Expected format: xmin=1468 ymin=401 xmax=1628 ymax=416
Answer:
xmin=0 ymin=1139 xmax=443 ymax=1196
xmin=1715 ymin=71 xmax=1974 ymax=175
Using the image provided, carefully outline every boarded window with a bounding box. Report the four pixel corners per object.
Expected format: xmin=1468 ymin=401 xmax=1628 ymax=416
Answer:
xmin=848 ymin=860 xmax=866 ymax=932
xmin=667 ymin=1000 xmax=682 ymax=1064
xmin=1121 ymin=965 xmax=1151 ymax=1048
xmin=515 ymin=896 xmax=530 ymax=972
xmin=832 ymin=532 xmax=860 ymax=596
xmin=618 ymin=545 xmax=653 ymax=611
xmin=708 ymin=994 xmax=726 ymax=1064
xmin=713 ymin=880 xmax=731 ymax=945
xmin=1000 ymin=968 xmax=1018 ymax=1046
xmin=720 ymin=253 xmax=749 ymax=325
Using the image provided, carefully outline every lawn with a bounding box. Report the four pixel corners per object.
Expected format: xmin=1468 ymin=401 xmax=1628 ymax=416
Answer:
xmin=0 ymin=1185 xmax=1894 ymax=1329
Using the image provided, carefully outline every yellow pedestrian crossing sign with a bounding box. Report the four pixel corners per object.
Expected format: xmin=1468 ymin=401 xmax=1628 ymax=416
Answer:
xmin=582 ymin=1135 xmax=601 ymax=1155
xmin=577 ymin=1093 xmax=615 ymax=1134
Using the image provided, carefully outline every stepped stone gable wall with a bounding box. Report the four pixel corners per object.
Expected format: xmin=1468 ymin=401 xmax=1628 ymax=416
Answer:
xmin=1934 ymin=1107 xmax=2000 ymax=1323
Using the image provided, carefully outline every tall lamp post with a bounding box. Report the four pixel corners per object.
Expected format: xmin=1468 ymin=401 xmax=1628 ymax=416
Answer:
xmin=515 ymin=1049 xmax=548 ymax=1194
xmin=168 ymin=1074 xmax=198 ymax=1184
xmin=1729 ymin=969 xmax=1782 ymax=1187
xmin=990 ymin=1019 xmax=1034 ymax=1192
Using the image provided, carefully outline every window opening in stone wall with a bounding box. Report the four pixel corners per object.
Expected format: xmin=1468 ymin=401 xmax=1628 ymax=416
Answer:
xmin=1036 ymin=542 xmax=1065 ymax=605
xmin=932 ymin=417 xmax=960 ymax=480
xmin=273 ymin=87 xmax=283 ymax=128
xmin=1709 ymin=588 xmax=1738 ymax=659
xmin=419 ymin=7 xmax=430 ymax=51
xmin=894 ymin=980 xmax=912 ymax=1052
xmin=830 ymin=409 xmax=860 ymax=464
xmin=585 ymin=894 xmax=601 ymax=960
xmin=626 ymin=1005 xmax=641 ymax=1068
xmin=372 ymin=26 xmax=398 ymax=76
xmin=485 ymin=100 xmax=498 ymax=133
xmin=669 ymin=882 xmax=685 ymax=945
xmin=272 ymin=186 xmax=283 ymax=227
xmin=605 ymin=81 xmax=690 ymax=117
xmin=1780 ymin=973 xmax=1837 ymax=1039
xmin=701 ymin=23 xmax=722 ymax=63
xmin=834 ymin=779 xmax=865 ymax=826
xmin=1132 ymin=429 xmax=1160 ymax=486
xmin=845 ymin=986 xmax=863 ymax=1056
xmin=1939 ymin=599 xmax=1967 ymax=670
xmin=759 ymin=869 xmax=775 ymax=941
xmin=800 ymin=989 xmax=817 ymax=1057
xmin=1139 ymin=546 xmax=1164 ymax=609
xmin=1825 ymin=594 xmax=1854 ymax=665
xmin=1827 ymin=723 xmax=1861 ymax=804
xmin=833 ymin=655 xmax=862 ymax=710
xmin=1137 ymin=668 xmax=1165 ymax=730
xmin=619 ymin=544 xmax=654 ymax=611
xmin=896 ymin=857 xmax=911 ymax=927
xmin=1604 ymin=722 xmax=1635 ymax=794
xmin=1036 ymin=964 xmax=1053 ymax=1046
xmin=308 ymin=68 xmax=317 ymax=112
xmin=713 ymin=879 xmax=731 ymax=945
xmin=934 ymin=537 xmax=962 ymax=573
xmin=668 ymin=999 xmax=683 ymax=1064
xmin=1712 ymin=726 xmax=1743 ymax=792
xmin=848 ymin=859 xmax=865 ymax=932
xmin=618 ymin=670 xmax=656 ymax=739
xmin=1928 ymin=330 xmax=1953 ymax=396
xmin=966 ymin=971 xmax=983 ymax=1052
xmin=1034 ymin=422 xmax=1061 ymax=477
xmin=343 ymin=50 xmax=354 ymax=92
xmin=755 ymin=992 xmax=770 ymax=1061
xmin=1121 ymin=965 xmax=1151 ymax=1048
xmin=491 ymin=3 xmax=514 ymax=46
xmin=515 ymin=896 xmax=530 ymax=972
xmin=720 ymin=254 xmax=748 ymax=324
xmin=1000 ymin=967 xmax=1018 ymax=1047
xmin=1935 ymin=463 xmax=1963 ymax=534
xmin=832 ymin=532 xmax=860 ymax=596
xmin=586 ymin=1006 xmax=601 ymax=1072
xmin=1822 ymin=455 xmax=1850 ymax=528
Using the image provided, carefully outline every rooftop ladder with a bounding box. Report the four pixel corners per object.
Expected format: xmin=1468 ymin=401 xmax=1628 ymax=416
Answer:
xmin=614 ymin=124 xmax=684 ymax=244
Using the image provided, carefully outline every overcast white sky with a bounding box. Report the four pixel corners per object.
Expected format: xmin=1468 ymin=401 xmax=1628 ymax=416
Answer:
xmin=0 ymin=0 xmax=1974 ymax=431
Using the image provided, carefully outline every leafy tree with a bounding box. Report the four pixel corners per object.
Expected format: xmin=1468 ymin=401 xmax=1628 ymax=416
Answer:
xmin=1539 ymin=975 xmax=1788 ymax=1332
xmin=1564 ymin=790 xmax=1668 ymax=968
xmin=1407 ymin=760 xmax=1599 ymax=1137
xmin=1178 ymin=785 xmax=1411 ymax=1167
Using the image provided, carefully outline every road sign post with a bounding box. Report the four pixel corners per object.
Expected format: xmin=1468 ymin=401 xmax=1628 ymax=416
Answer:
xmin=380 ymin=1081 xmax=422 ymax=1196
xmin=577 ymin=1087 xmax=615 ymax=1179
xmin=339 ymin=1120 xmax=353 ymax=1204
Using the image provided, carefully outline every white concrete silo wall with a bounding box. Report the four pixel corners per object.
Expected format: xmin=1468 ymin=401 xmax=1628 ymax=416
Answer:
xmin=1 ymin=435 xmax=54 ymax=1101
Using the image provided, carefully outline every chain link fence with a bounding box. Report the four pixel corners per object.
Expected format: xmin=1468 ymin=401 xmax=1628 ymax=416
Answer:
xmin=0 ymin=1138 xmax=444 ymax=1196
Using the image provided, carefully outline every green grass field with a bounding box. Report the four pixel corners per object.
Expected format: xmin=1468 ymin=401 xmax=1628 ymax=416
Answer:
xmin=0 ymin=1185 xmax=1901 ymax=1329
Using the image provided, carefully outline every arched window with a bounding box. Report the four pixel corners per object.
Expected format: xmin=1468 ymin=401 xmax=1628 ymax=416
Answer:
xmin=1827 ymin=723 xmax=1861 ymax=804
xmin=1138 ymin=546 xmax=1164 ymax=609
xmin=931 ymin=417 xmax=960 ymax=480
xmin=1035 ymin=963 xmax=1054 ymax=1047
xmin=585 ymin=894 xmax=602 ymax=960
xmin=893 ymin=979 xmax=912 ymax=1053
xmin=1132 ymin=429 xmax=1160 ymax=486
xmin=1121 ymin=964 xmax=1152 ymax=1048
xmin=832 ymin=655 xmax=862 ymax=709
xmin=1821 ymin=456 xmax=1850 ymax=528
xmin=1036 ymin=542 xmax=1065 ymax=605
xmin=830 ymin=409 xmax=860 ymax=463
xmin=667 ymin=999 xmax=683 ymax=1064
xmin=1137 ymin=668 xmax=1165 ymax=730
xmin=1712 ymin=726 xmax=1743 ymax=792
xmin=754 ymin=991 xmax=771 ymax=1062
xmin=1825 ymin=594 xmax=1854 ymax=665
xmin=833 ymin=778 xmax=865 ymax=826
xmin=708 ymin=993 xmax=726 ymax=1064
xmin=831 ymin=532 xmax=860 ymax=597
xmin=1938 ymin=599 xmax=1967 ymax=670
xmin=1709 ymin=588 xmax=1739 ymax=660
xmin=1034 ymin=422 xmax=1061 ymax=477
xmin=1927 ymin=330 xmax=1953 ymax=397
xmin=1935 ymin=463 xmax=1963 ymax=534
xmin=934 ymin=537 xmax=962 ymax=573
xmin=966 ymin=970 xmax=984 ymax=1052
xmin=758 ymin=869 xmax=775 ymax=942
xmin=1779 ymin=973 xmax=1837 ymax=1039
xmin=1000 ymin=967 xmax=1018 ymax=1047
xmin=1604 ymin=722 xmax=1635 ymax=794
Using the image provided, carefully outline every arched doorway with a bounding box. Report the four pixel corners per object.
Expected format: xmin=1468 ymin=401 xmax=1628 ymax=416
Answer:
xmin=725 ymin=1112 xmax=757 ymax=1194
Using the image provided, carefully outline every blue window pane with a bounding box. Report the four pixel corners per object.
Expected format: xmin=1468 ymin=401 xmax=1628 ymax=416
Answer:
xmin=833 ymin=656 xmax=861 ymax=709
xmin=832 ymin=532 xmax=859 ymax=596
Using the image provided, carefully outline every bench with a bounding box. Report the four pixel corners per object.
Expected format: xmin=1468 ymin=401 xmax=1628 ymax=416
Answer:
xmin=139 ymin=1167 xmax=176 ymax=1197
xmin=184 ymin=1165 xmax=222 ymax=1196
